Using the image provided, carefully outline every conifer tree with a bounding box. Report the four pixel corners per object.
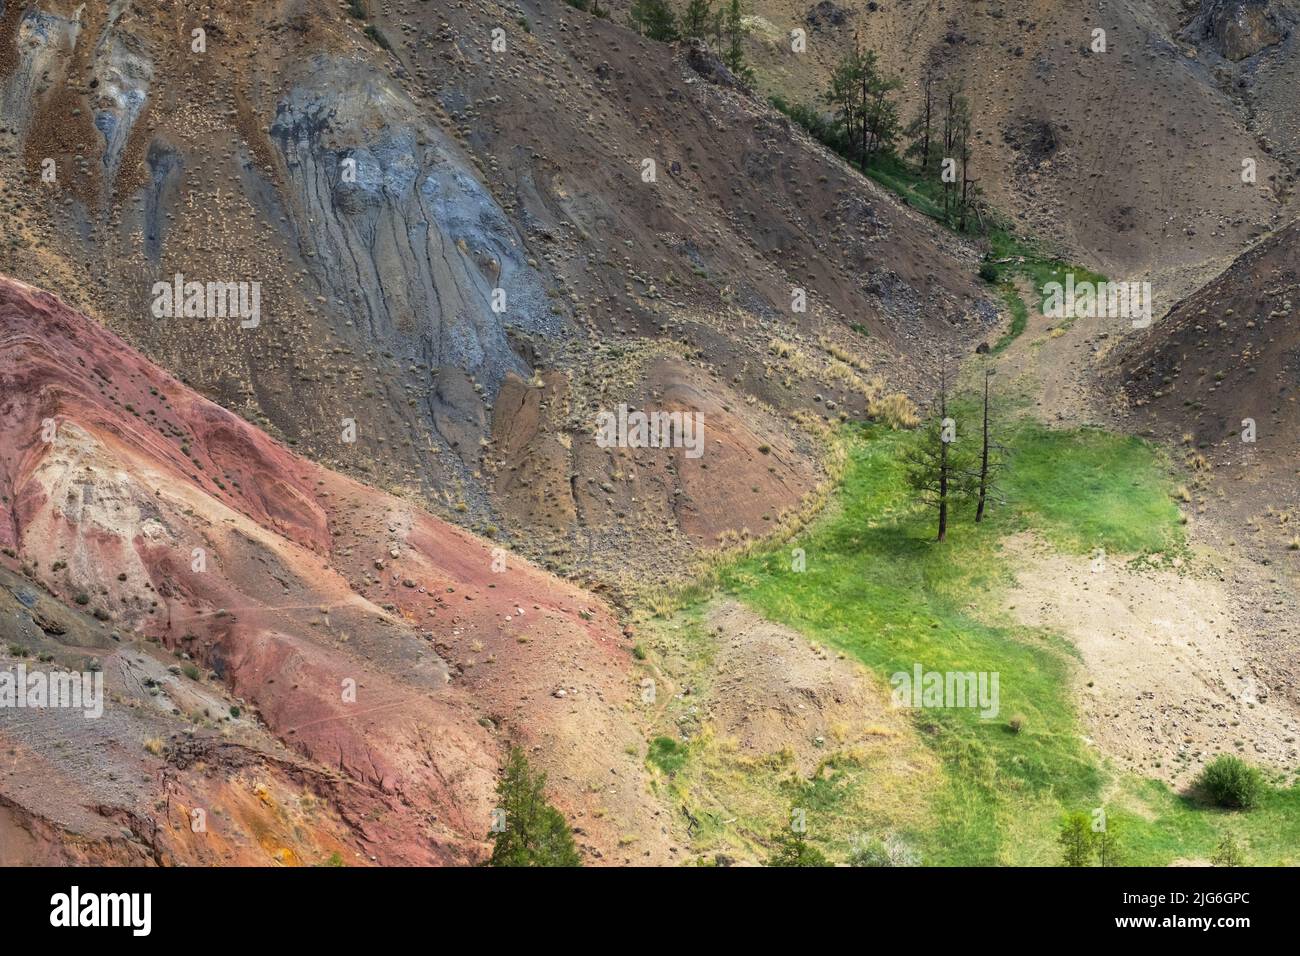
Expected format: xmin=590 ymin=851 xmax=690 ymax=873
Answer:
xmin=721 ymin=0 xmax=754 ymax=84
xmin=905 ymin=63 xmax=938 ymax=171
xmin=904 ymin=361 xmax=973 ymax=541
xmin=488 ymin=746 xmax=582 ymax=867
xmin=1058 ymin=811 xmax=1094 ymax=867
xmin=630 ymin=0 xmax=679 ymax=42
xmin=765 ymin=827 xmax=830 ymax=866
xmin=681 ymin=0 xmax=715 ymax=39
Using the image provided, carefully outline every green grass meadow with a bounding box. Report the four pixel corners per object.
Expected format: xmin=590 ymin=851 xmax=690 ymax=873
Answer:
xmin=653 ymin=421 xmax=1300 ymax=865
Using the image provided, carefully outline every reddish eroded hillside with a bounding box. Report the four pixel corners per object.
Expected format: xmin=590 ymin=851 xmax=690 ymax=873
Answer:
xmin=0 ymin=276 xmax=672 ymax=865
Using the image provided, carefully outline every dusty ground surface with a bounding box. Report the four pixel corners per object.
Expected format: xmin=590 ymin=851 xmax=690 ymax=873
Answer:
xmin=0 ymin=561 xmax=364 ymax=866
xmin=975 ymin=274 xmax=1108 ymax=428
xmin=1003 ymin=533 xmax=1300 ymax=788
xmin=635 ymin=599 xmax=939 ymax=862
xmin=2 ymin=0 xmax=1297 ymax=868
xmin=967 ymin=152 xmax=1300 ymax=797
xmin=702 ymin=600 xmax=925 ymax=774
xmin=1115 ymin=218 xmax=1300 ymax=560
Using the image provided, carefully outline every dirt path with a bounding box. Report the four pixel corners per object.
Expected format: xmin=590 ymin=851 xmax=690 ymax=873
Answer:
xmin=982 ymin=275 xmax=1104 ymax=427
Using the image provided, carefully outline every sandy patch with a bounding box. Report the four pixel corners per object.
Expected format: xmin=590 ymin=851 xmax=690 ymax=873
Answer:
xmin=1002 ymin=534 xmax=1300 ymax=786
xmin=703 ymin=600 xmax=928 ymax=775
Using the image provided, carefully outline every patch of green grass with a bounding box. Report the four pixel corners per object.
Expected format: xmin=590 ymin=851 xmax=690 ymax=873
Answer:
xmin=990 ymin=283 xmax=1028 ymax=354
xmin=999 ymin=424 xmax=1183 ymax=555
xmin=714 ymin=424 xmax=1118 ymax=862
xmin=987 ymin=228 xmax=1109 ymax=323
xmin=647 ymin=736 xmax=690 ymax=776
xmin=685 ymin=422 xmax=1292 ymax=864
xmin=862 ymin=154 xmax=949 ymax=223
xmin=1112 ymin=776 xmax=1300 ymax=866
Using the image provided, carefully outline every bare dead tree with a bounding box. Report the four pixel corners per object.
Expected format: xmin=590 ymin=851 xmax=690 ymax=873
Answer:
xmin=905 ymin=359 xmax=972 ymax=541
xmin=974 ymin=365 xmax=1006 ymax=523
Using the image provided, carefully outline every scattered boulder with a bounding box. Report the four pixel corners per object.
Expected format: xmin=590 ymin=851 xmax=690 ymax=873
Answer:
xmin=806 ymin=1 xmax=855 ymax=31
xmin=1002 ymin=117 xmax=1062 ymax=170
xmin=1185 ymin=0 xmax=1288 ymax=61
xmin=684 ymin=39 xmax=739 ymax=88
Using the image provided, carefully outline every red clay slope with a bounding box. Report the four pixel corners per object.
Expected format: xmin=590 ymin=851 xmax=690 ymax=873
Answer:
xmin=0 ymin=276 xmax=670 ymax=865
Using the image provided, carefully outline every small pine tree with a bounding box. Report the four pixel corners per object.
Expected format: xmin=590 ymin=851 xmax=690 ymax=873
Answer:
xmin=1058 ymin=811 xmax=1095 ymax=867
xmin=859 ymin=50 xmax=902 ymax=162
xmin=1210 ymin=833 xmax=1245 ymax=866
xmin=721 ymin=0 xmax=754 ymax=84
xmin=630 ymin=0 xmax=679 ymax=42
xmin=825 ymin=48 xmax=865 ymax=159
xmin=904 ymin=63 xmax=938 ymax=172
xmin=823 ymin=40 xmax=900 ymax=171
xmin=488 ymin=746 xmax=582 ymax=867
xmin=681 ymin=0 xmax=715 ymax=39
xmin=940 ymin=79 xmax=975 ymax=226
xmin=904 ymin=362 xmax=974 ymax=541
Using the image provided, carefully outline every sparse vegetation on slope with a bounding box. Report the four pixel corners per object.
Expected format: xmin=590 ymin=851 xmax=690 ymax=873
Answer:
xmin=770 ymin=89 xmax=1109 ymax=354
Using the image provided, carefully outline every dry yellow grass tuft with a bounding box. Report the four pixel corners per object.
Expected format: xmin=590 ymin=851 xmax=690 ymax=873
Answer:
xmin=869 ymin=391 xmax=920 ymax=429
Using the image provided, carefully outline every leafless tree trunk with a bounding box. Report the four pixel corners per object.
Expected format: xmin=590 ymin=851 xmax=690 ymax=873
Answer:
xmin=937 ymin=361 xmax=950 ymax=541
xmin=976 ymin=367 xmax=991 ymax=523
xmin=920 ymin=66 xmax=934 ymax=168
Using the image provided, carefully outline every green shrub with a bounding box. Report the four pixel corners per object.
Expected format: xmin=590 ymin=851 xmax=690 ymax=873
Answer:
xmin=647 ymin=736 xmax=688 ymax=775
xmin=1058 ymin=811 xmax=1094 ymax=866
xmin=847 ymin=835 xmax=915 ymax=866
xmin=1197 ymin=755 xmax=1262 ymax=810
xmin=488 ymin=747 xmax=581 ymax=866
xmin=629 ymin=0 xmax=678 ymax=41
xmin=978 ymin=262 xmax=1000 ymax=283
xmin=1210 ymin=833 xmax=1245 ymax=866
xmin=765 ymin=829 xmax=829 ymax=867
